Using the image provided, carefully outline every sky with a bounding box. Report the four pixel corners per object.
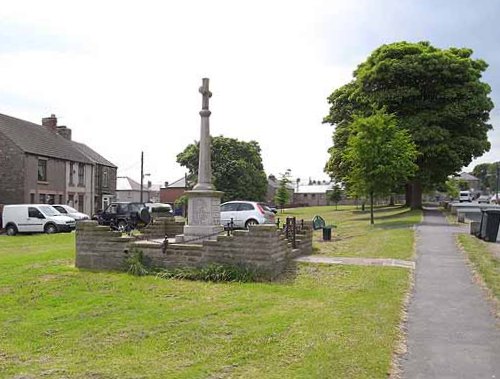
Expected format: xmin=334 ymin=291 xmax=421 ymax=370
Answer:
xmin=1 ymin=0 xmax=499 ymax=185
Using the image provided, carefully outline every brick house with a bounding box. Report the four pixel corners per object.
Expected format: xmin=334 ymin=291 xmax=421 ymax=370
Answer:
xmin=160 ymin=176 xmax=187 ymax=204
xmin=0 ymin=113 xmax=116 ymax=214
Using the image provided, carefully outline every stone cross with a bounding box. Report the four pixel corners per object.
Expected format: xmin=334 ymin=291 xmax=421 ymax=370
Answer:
xmin=199 ymin=78 xmax=212 ymax=110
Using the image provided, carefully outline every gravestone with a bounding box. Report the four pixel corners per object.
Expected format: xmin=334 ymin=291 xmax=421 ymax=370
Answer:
xmin=176 ymin=78 xmax=224 ymax=243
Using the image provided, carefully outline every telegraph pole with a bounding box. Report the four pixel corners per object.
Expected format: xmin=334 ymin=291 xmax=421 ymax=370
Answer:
xmin=140 ymin=151 xmax=144 ymax=203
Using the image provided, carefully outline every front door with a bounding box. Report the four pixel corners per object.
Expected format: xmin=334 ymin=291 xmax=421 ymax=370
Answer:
xmin=22 ymin=206 xmax=45 ymax=232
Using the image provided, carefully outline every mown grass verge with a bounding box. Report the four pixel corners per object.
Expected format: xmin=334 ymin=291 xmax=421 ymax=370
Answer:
xmin=279 ymin=205 xmax=421 ymax=260
xmin=457 ymin=234 xmax=500 ymax=305
xmin=0 ymin=205 xmax=416 ymax=378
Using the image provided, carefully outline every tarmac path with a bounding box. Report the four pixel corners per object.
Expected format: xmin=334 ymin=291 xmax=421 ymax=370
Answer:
xmin=402 ymin=208 xmax=500 ymax=378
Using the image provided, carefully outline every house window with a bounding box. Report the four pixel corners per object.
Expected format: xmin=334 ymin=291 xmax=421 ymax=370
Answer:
xmin=69 ymin=162 xmax=74 ymax=185
xmin=59 ymin=195 xmax=63 ymax=204
xmin=47 ymin=194 xmax=55 ymax=205
xmin=38 ymin=159 xmax=47 ymax=181
xmin=68 ymin=194 xmax=74 ymax=207
xmin=311 ymin=194 xmax=316 ymax=198
xmin=103 ymin=168 xmax=109 ymax=188
xmin=30 ymin=193 xmax=35 ymax=204
xmin=39 ymin=193 xmax=46 ymax=203
xmin=78 ymin=163 xmax=85 ymax=185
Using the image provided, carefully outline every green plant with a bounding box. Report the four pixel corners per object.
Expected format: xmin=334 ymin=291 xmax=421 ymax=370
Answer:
xmin=156 ymin=263 xmax=259 ymax=282
xmin=125 ymin=248 xmax=149 ymax=276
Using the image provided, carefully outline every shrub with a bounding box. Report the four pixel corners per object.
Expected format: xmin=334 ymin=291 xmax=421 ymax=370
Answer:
xmin=125 ymin=248 xmax=149 ymax=276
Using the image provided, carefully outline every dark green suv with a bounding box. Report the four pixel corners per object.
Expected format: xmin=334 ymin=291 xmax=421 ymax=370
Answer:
xmin=95 ymin=202 xmax=150 ymax=230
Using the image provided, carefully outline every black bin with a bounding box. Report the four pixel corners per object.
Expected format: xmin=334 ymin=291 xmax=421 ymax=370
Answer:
xmin=483 ymin=209 xmax=500 ymax=242
xmin=479 ymin=210 xmax=488 ymax=239
xmin=322 ymin=226 xmax=332 ymax=241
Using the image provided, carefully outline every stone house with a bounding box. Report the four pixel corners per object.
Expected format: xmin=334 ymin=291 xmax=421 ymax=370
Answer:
xmin=116 ymin=176 xmax=152 ymax=203
xmin=293 ymin=182 xmax=334 ymax=207
xmin=72 ymin=142 xmax=117 ymax=212
xmin=0 ymin=113 xmax=116 ymax=215
xmin=456 ymin=172 xmax=481 ymax=192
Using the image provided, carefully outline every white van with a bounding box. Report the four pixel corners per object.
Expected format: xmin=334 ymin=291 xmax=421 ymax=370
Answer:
xmin=2 ymin=204 xmax=76 ymax=236
xmin=459 ymin=191 xmax=472 ymax=203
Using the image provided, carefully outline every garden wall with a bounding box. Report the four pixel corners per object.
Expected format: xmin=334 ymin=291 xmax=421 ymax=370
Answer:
xmin=75 ymin=220 xmax=313 ymax=279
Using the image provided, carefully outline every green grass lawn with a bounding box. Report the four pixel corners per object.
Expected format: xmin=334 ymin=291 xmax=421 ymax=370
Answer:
xmin=457 ymin=234 xmax=500 ymax=302
xmin=279 ymin=205 xmax=421 ymax=260
xmin=0 ymin=205 xmax=417 ymax=378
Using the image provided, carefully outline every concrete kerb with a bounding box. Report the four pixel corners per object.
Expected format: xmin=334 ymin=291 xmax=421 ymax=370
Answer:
xmin=294 ymin=255 xmax=415 ymax=269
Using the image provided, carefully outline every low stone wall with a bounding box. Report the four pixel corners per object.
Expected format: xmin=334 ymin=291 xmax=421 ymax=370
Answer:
xmin=75 ymin=222 xmax=134 ymax=270
xmin=75 ymin=221 xmax=313 ymax=279
xmin=140 ymin=216 xmax=185 ymax=239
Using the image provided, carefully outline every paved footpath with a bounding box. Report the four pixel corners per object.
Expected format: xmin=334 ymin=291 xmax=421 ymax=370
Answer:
xmin=402 ymin=208 xmax=500 ymax=378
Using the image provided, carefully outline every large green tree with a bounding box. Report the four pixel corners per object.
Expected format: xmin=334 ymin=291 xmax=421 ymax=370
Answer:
xmin=472 ymin=162 xmax=500 ymax=192
xmin=177 ymin=136 xmax=268 ymax=202
xmin=324 ymin=41 xmax=494 ymax=209
xmin=343 ymin=111 xmax=418 ymax=224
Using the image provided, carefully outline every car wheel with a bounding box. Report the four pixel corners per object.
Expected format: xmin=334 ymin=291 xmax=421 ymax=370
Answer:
xmin=117 ymin=220 xmax=128 ymax=232
xmin=6 ymin=224 xmax=17 ymax=236
xmin=44 ymin=223 xmax=57 ymax=234
xmin=245 ymin=219 xmax=258 ymax=229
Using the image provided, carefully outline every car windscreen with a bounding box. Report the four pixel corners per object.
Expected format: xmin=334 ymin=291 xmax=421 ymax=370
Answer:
xmin=53 ymin=206 xmax=67 ymax=213
xmin=39 ymin=205 xmax=61 ymax=217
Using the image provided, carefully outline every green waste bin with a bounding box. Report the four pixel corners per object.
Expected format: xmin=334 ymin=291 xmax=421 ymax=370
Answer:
xmin=322 ymin=226 xmax=332 ymax=241
xmin=479 ymin=210 xmax=488 ymax=239
xmin=483 ymin=209 xmax=500 ymax=242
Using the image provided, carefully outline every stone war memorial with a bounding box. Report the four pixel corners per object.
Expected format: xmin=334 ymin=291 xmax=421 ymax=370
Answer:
xmin=176 ymin=78 xmax=224 ymax=243
xmin=75 ymin=78 xmax=313 ymax=279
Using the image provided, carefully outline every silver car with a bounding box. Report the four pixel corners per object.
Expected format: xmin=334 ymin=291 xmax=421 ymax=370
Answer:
xmin=52 ymin=204 xmax=90 ymax=221
xmin=220 ymin=201 xmax=275 ymax=229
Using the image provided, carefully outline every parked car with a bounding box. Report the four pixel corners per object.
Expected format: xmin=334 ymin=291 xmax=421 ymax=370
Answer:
xmin=1 ymin=204 xmax=76 ymax=236
xmin=220 ymin=201 xmax=275 ymax=229
xmin=145 ymin=202 xmax=173 ymax=217
xmin=459 ymin=190 xmax=472 ymax=202
xmin=52 ymin=204 xmax=90 ymax=221
xmin=477 ymin=195 xmax=490 ymax=204
xmin=94 ymin=202 xmax=150 ymax=230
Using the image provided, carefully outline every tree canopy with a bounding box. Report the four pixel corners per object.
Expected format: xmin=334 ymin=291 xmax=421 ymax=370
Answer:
xmin=177 ymin=136 xmax=268 ymax=202
xmin=342 ymin=111 xmax=418 ymax=224
xmin=472 ymin=162 xmax=500 ymax=192
xmin=324 ymin=41 xmax=494 ymax=208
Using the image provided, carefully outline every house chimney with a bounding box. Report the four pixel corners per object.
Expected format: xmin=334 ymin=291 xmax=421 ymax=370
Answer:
xmin=147 ymin=181 xmax=152 ymax=188
xmin=42 ymin=114 xmax=58 ymax=132
xmin=56 ymin=125 xmax=72 ymax=140
xmin=164 ymin=181 xmax=169 ymax=188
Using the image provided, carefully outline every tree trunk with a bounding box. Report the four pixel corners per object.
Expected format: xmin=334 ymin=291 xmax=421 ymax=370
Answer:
xmin=370 ymin=192 xmax=374 ymax=225
xmin=409 ymin=180 xmax=423 ymax=209
xmin=389 ymin=194 xmax=395 ymax=206
xmin=405 ymin=183 xmax=412 ymax=207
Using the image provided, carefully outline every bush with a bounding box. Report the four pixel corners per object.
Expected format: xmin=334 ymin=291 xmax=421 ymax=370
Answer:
xmin=125 ymin=248 xmax=149 ymax=276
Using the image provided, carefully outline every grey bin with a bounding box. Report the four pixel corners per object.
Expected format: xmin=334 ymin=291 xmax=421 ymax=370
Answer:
xmin=480 ymin=209 xmax=500 ymax=242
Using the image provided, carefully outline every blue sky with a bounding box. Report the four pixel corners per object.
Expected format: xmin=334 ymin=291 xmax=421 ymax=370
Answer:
xmin=0 ymin=0 xmax=498 ymax=183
